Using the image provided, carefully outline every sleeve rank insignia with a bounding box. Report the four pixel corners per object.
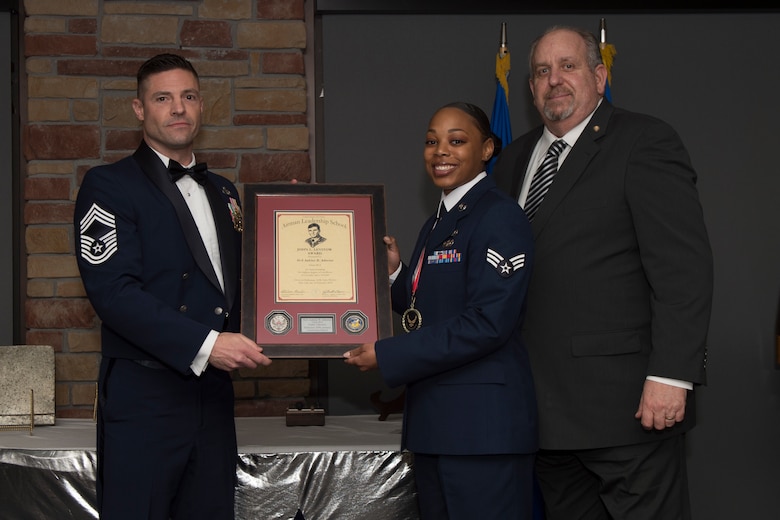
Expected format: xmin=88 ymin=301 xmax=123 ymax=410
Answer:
xmin=486 ymin=248 xmax=525 ymax=278
xmin=79 ymin=203 xmax=118 ymax=265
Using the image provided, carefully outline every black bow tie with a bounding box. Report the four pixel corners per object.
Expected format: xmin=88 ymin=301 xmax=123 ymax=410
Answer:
xmin=169 ymin=160 xmax=208 ymax=185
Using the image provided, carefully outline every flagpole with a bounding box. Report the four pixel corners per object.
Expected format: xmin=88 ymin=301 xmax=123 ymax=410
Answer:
xmin=488 ymin=22 xmax=512 ymax=174
xmin=599 ymin=18 xmax=616 ymax=103
xmin=499 ymin=21 xmax=508 ymax=59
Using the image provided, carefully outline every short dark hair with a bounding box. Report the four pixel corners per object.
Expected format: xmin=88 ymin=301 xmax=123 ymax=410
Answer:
xmin=136 ymin=53 xmax=199 ymax=97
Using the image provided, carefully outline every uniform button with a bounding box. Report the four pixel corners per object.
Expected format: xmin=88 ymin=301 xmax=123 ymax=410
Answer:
xmin=182 ymin=272 xmax=189 ymax=280
xmin=179 ymin=305 xmax=187 ymax=312
xmin=214 ymin=307 xmax=224 ymax=315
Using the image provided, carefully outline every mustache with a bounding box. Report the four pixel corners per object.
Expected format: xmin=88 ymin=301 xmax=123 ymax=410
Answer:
xmin=545 ymin=87 xmax=572 ymax=100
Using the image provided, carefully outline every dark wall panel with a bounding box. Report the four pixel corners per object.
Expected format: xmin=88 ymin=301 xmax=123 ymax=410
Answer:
xmin=319 ymin=11 xmax=780 ymax=520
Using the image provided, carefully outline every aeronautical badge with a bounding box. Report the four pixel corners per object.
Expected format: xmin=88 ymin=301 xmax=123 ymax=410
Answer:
xmin=79 ymin=203 xmax=118 ymax=265
xmin=486 ymin=248 xmax=525 ymax=278
xmin=227 ymin=197 xmax=243 ymax=232
xmin=443 ymin=229 xmax=459 ymax=248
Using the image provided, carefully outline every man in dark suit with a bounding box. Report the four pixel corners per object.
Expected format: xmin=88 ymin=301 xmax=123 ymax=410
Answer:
xmin=344 ymin=102 xmax=538 ymax=519
xmin=492 ymin=27 xmax=713 ymax=520
xmin=74 ymin=53 xmax=272 ymax=520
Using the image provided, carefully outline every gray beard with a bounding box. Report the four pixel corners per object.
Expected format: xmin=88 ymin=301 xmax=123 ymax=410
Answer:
xmin=543 ymin=103 xmax=575 ymax=122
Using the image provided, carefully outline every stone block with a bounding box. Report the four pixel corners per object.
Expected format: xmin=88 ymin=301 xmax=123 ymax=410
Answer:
xmin=26 ymin=226 xmax=72 ymax=254
xmin=27 ymin=255 xmax=80 ymax=279
xmin=69 ymin=18 xmax=98 ymax=34
xmin=25 ymin=34 xmax=97 ymax=56
xmin=237 ymin=21 xmax=306 ymax=49
xmin=24 ymin=16 xmax=68 ymax=34
xmin=258 ymin=0 xmax=304 ymax=20
xmin=199 ymin=0 xmax=251 ymax=20
xmin=28 ymin=76 xmax=98 ymax=99
xmin=24 ymin=0 xmax=98 ymax=17
xmin=25 ymin=298 xmax=96 ymax=329
xmin=267 ymin=126 xmax=309 ymax=151
xmin=181 ymin=20 xmax=232 ymax=47
xmin=234 ymin=89 xmax=306 ymax=112
xmin=27 ymin=99 xmax=70 ymax=122
xmin=0 ymin=345 xmax=56 ymax=426
xmin=23 ymin=124 xmax=101 ymax=161
xmin=239 ymin=152 xmax=311 ymax=183
xmin=24 ymin=202 xmax=75 ymax=224
xmin=25 ymin=177 xmax=71 ymax=200
xmin=262 ymin=52 xmax=304 ymax=74
xmin=100 ymin=15 xmax=178 ymax=45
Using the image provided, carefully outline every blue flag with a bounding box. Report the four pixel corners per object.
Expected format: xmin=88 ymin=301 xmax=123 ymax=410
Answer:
xmin=488 ymin=40 xmax=512 ymax=174
xmin=601 ymin=42 xmax=616 ymax=102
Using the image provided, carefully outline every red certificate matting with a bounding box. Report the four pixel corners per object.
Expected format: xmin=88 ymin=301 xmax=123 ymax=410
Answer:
xmin=241 ymin=184 xmax=391 ymax=358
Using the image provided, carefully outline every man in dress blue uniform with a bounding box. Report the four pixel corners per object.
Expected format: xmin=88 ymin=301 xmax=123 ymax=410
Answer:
xmin=74 ymin=53 xmax=272 ymax=520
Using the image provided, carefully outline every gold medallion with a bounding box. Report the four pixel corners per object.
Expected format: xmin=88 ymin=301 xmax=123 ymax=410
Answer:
xmin=401 ymin=307 xmax=422 ymax=332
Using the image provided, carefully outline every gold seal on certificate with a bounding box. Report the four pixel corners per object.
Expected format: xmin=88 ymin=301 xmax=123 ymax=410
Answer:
xmin=401 ymin=306 xmax=422 ymax=332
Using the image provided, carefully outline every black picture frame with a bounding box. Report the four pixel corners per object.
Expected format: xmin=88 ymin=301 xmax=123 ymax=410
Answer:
xmin=241 ymin=183 xmax=392 ymax=358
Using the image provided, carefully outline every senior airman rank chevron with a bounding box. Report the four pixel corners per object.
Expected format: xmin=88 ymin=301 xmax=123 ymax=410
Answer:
xmin=486 ymin=248 xmax=525 ymax=278
xmin=79 ymin=202 xmax=118 ymax=265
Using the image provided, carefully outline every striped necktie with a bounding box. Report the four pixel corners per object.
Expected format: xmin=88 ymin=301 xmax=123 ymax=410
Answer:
xmin=524 ymin=139 xmax=567 ymax=221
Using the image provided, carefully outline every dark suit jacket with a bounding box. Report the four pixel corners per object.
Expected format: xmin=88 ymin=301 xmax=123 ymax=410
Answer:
xmin=75 ymin=141 xmax=242 ymax=374
xmin=376 ymin=176 xmax=538 ymax=456
xmin=492 ymin=102 xmax=713 ymax=450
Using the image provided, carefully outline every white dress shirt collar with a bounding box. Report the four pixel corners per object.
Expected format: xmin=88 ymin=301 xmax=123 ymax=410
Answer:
xmin=439 ymin=171 xmax=487 ymax=215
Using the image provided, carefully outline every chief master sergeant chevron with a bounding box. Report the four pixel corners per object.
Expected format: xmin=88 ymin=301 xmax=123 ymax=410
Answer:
xmin=74 ymin=53 xmax=271 ymax=520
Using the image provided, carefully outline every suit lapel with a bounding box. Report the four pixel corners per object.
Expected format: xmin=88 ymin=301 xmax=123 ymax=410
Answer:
xmin=531 ymin=103 xmax=613 ymax=235
xmin=407 ymin=178 xmax=494 ymax=297
xmin=428 ymin=176 xmax=493 ymax=249
xmin=133 ymin=141 xmax=225 ymax=298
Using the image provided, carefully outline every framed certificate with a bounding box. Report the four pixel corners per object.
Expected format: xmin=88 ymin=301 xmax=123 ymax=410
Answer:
xmin=241 ymin=183 xmax=392 ymax=357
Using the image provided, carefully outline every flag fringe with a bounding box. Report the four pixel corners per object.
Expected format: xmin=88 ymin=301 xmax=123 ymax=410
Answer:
xmin=495 ymin=53 xmax=510 ymax=103
xmin=599 ymin=43 xmax=617 ymax=84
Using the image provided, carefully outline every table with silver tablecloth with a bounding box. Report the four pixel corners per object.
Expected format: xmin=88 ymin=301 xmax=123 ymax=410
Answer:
xmin=0 ymin=415 xmax=419 ymax=520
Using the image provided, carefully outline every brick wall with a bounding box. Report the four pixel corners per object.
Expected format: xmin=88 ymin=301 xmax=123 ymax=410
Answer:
xmin=21 ymin=0 xmax=313 ymax=418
